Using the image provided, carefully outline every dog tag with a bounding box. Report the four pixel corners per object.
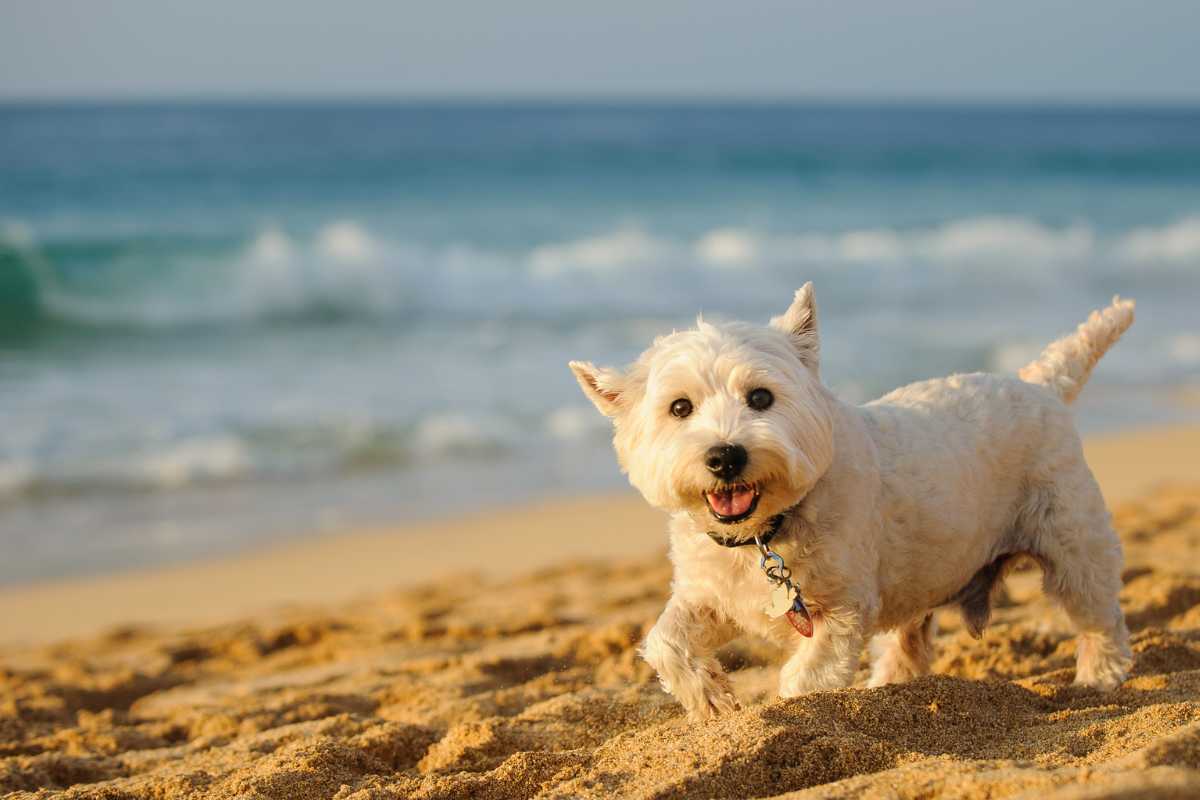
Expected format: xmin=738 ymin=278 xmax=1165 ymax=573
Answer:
xmin=764 ymin=584 xmax=793 ymax=618
xmin=785 ymin=599 xmax=814 ymax=637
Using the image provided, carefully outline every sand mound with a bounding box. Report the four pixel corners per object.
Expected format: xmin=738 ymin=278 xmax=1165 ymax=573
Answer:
xmin=3 ymin=485 xmax=1200 ymax=799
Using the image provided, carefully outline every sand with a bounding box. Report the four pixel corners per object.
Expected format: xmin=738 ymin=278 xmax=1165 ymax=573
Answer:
xmin=2 ymin=425 xmax=1200 ymax=799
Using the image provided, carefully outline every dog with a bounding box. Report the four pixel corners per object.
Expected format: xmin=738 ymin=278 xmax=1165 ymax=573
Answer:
xmin=569 ymin=284 xmax=1134 ymax=717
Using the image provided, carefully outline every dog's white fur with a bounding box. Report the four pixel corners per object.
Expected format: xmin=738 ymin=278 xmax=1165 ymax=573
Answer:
xmin=570 ymin=285 xmax=1134 ymax=717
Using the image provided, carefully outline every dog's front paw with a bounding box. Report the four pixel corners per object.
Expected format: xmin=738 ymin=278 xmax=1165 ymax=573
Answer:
xmin=662 ymin=657 xmax=740 ymax=719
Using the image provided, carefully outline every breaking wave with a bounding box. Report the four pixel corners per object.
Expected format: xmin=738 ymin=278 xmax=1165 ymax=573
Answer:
xmin=3 ymin=215 xmax=1199 ymax=342
xmin=0 ymin=220 xmax=419 ymax=334
xmin=0 ymin=435 xmax=254 ymax=501
xmin=1114 ymin=217 xmax=1200 ymax=265
xmin=0 ymin=408 xmax=610 ymax=504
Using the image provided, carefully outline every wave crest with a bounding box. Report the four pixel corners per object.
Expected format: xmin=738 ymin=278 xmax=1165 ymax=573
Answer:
xmin=529 ymin=227 xmax=669 ymax=278
xmin=0 ymin=412 xmax=533 ymax=505
xmin=3 ymin=214 xmax=1198 ymax=340
xmin=1116 ymin=217 xmax=1200 ymax=265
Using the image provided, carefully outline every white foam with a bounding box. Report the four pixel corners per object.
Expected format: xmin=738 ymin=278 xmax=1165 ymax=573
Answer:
xmin=413 ymin=413 xmax=514 ymax=455
xmin=1116 ymin=217 xmax=1200 ymax=265
xmin=546 ymin=406 xmax=610 ymax=441
xmin=837 ymin=229 xmax=906 ymax=263
xmin=131 ymin=436 xmax=252 ymax=489
xmin=0 ymin=219 xmax=34 ymax=249
xmin=695 ymin=228 xmax=759 ymax=267
xmin=237 ymin=234 xmax=305 ymax=316
xmin=918 ymin=217 xmax=1093 ymax=264
xmin=17 ymin=215 xmax=1195 ymax=334
xmin=247 ymin=227 xmax=295 ymax=265
xmin=316 ymin=220 xmax=378 ymax=264
xmin=233 ymin=221 xmax=404 ymax=317
xmin=529 ymin=228 xmax=671 ymax=278
xmin=691 ymin=216 xmax=1096 ymax=271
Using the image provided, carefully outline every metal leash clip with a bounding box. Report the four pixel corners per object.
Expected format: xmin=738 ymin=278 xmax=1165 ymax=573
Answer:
xmin=755 ymin=534 xmax=814 ymax=637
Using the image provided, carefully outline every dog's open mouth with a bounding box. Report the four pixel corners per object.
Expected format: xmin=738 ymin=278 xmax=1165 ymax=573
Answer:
xmin=704 ymin=483 xmax=760 ymax=523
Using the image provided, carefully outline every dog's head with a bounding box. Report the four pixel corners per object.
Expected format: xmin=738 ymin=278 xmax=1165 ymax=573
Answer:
xmin=570 ymin=283 xmax=835 ymax=531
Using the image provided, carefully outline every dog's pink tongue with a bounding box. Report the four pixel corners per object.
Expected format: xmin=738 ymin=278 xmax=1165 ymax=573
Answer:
xmin=706 ymin=487 xmax=754 ymax=517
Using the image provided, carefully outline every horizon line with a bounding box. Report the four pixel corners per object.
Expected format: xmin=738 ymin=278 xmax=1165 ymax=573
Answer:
xmin=2 ymin=90 xmax=1200 ymax=110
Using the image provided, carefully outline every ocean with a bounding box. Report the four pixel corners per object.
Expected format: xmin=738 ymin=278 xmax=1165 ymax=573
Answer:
xmin=1 ymin=101 xmax=1198 ymax=583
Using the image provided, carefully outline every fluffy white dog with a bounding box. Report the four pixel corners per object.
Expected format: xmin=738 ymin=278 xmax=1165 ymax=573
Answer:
xmin=570 ymin=284 xmax=1134 ymax=717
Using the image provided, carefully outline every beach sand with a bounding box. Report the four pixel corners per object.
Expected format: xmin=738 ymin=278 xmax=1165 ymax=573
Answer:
xmin=2 ymin=425 xmax=1199 ymax=798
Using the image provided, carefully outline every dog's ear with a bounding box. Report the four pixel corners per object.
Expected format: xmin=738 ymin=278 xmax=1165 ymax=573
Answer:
xmin=569 ymin=361 xmax=625 ymax=417
xmin=770 ymin=282 xmax=820 ymax=375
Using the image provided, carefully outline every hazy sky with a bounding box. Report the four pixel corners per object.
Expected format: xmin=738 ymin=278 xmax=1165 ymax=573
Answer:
xmin=2 ymin=1 xmax=1198 ymax=101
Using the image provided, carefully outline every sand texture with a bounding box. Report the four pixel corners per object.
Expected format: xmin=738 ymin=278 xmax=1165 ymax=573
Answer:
xmin=3 ymin=479 xmax=1200 ymax=799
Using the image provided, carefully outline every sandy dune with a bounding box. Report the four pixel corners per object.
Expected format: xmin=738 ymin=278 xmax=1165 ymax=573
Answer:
xmin=2 ymin=427 xmax=1200 ymax=798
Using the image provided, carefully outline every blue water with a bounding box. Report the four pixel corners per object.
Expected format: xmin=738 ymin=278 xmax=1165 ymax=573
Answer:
xmin=2 ymin=102 xmax=1199 ymax=583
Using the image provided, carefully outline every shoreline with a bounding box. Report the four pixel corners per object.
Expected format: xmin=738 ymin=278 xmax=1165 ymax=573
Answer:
xmin=2 ymin=423 xmax=1198 ymax=648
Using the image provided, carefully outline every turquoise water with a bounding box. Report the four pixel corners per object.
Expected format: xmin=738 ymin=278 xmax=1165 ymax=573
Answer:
xmin=2 ymin=102 xmax=1199 ymax=582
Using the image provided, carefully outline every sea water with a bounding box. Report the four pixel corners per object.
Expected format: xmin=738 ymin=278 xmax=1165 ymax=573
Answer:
xmin=1 ymin=101 xmax=1198 ymax=582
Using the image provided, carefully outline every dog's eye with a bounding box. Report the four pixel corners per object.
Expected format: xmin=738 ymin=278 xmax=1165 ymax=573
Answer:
xmin=669 ymin=398 xmax=693 ymax=419
xmin=747 ymin=388 xmax=774 ymax=411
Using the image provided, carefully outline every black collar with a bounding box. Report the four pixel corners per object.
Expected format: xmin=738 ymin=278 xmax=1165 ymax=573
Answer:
xmin=706 ymin=512 xmax=786 ymax=548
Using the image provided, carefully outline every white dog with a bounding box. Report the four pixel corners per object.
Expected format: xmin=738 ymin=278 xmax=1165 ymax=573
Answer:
xmin=570 ymin=284 xmax=1134 ymax=717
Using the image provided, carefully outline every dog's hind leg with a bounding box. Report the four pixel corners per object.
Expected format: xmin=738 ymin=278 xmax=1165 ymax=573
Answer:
xmin=1026 ymin=474 xmax=1132 ymax=690
xmin=868 ymin=613 xmax=936 ymax=687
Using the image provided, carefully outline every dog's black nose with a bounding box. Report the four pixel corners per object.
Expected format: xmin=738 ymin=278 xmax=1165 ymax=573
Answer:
xmin=705 ymin=443 xmax=747 ymax=481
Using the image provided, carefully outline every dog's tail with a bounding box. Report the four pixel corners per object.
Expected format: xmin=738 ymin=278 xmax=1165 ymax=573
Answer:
xmin=1018 ymin=296 xmax=1135 ymax=405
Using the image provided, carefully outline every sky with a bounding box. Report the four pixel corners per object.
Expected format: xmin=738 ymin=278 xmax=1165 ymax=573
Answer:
xmin=2 ymin=1 xmax=1199 ymax=102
